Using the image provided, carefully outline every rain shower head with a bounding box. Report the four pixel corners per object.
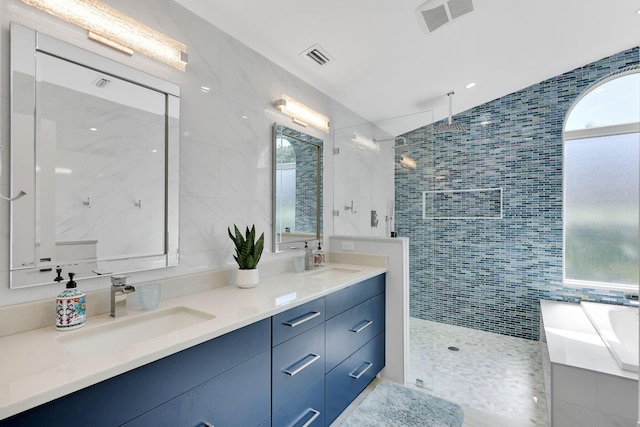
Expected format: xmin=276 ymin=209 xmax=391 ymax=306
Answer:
xmin=434 ymin=91 xmax=467 ymax=133
xmin=435 ymin=122 xmax=467 ymax=133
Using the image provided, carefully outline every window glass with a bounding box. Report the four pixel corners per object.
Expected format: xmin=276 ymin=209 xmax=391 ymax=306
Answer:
xmin=565 ymin=73 xmax=639 ymax=131
xmin=564 ymin=133 xmax=639 ymax=285
xmin=564 ymin=70 xmax=640 ymax=289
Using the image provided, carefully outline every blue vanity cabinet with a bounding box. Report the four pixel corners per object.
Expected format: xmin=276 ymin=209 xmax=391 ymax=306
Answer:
xmin=324 ymin=273 xmax=386 ymax=426
xmin=272 ymin=299 xmax=326 ymax=427
xmin=1 ymin=319 xmax=271 ymax=427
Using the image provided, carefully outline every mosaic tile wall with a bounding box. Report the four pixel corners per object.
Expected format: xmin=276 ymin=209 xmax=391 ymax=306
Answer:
xmin=280 ymin=125 xmax=324 ymax=235
xmin=395 ymin=47 xmax=639 ymax=340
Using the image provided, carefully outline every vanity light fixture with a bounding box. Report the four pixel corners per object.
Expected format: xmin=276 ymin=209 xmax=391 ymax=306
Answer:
xmin=20 ymin=0 xmax=188 ymax=71
xmin=351 ymin=133 xmax=380 ymax=153
xmin=400 ymin=155 xmax=417 ymax=170
xmin=274 ymin=95 xmax=330 ymax=133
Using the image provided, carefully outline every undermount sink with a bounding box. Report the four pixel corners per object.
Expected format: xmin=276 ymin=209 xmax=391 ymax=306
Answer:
xmin=308 ymin=267 xmax=362 ymax=280
xmin=57 ymin=307 xmax=216 ymax=358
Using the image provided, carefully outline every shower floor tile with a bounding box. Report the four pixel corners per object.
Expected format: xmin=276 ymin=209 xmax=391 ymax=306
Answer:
xmin=409 ymin=317 xmax=549 ymax=427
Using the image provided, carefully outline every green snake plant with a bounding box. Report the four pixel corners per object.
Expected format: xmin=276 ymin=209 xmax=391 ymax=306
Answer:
xmin=228 ymin=224 xmax=265 ymax=270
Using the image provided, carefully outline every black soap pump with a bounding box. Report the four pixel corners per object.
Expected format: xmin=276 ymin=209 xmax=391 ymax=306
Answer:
xmin=55 ymin=272 xmax=87 ymax=330
xmin=314 ymin=242 xmax=325 ymax=267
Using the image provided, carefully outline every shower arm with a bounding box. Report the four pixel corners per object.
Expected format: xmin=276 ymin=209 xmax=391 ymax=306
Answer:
xmin=447 ymin=91 xmax=454 ymax=125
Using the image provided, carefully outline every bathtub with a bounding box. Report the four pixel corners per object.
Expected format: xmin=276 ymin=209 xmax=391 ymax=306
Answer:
xmin=580 ymin=301 xmax=639 ymax=372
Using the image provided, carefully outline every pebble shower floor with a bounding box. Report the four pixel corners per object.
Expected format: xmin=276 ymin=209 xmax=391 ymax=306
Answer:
xmin=409 ymin=318 xmax=549 ymax=427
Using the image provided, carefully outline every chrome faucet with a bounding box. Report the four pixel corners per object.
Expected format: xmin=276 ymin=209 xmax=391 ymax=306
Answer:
xmin=110 ymin=276 xmax=135 ymax=317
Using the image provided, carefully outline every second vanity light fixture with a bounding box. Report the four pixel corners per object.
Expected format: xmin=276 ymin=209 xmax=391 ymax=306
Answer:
xmin=274 ymin=95 xmax=330 ymax=133
xmin=20 ymin=0 xmax=188 ymax=71
xmin=351 ymin=133 xmax=380 ymax=153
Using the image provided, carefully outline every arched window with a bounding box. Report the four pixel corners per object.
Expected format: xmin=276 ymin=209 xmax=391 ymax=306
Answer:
xmin=563 ymin=69 xmax=640 ymax=290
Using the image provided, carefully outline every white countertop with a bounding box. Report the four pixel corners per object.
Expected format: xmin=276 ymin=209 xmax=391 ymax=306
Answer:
xmin=540 ymin=300 xmax=637 ymax=381
xmin=0 ymin=263 xmax=386 ymax=420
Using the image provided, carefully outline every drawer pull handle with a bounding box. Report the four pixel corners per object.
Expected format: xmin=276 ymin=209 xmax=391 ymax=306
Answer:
xmin=283 ymin=353 xmax=321 ymax=376
xmin=283 ymin=311 xmax=321 ymax=328
xmin=294 ymin=408 xmax=321 ymax=427
xmin=349 ymin=362 xmax=373 ymax=379
xmin=349 ymin=320 xmax=373 ymax=333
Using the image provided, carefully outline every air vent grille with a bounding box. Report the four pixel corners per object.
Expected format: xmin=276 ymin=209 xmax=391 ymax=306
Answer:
xmin=421 ymin=5 xmax=449 ymax=32
xmin=447 ymin=0 xmax=474 ymax=20
xmin=416 ymin=0 xmax=474 ymax=33
xmin=300 ymin=44 xmax=334 ymax=67
xmin=93 ymin=77 xmax=111 ymax=88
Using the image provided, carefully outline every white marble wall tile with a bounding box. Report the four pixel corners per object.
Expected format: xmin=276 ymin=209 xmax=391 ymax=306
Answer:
xmin=595 ymin=373 xmax=638 ymax=420
xmin=552 ymin=365 xmax=598 ymax=408
xmin=180 ymin=140 xmax=220 ymax=198
xmin=0 ymin=0 xmax=382 ymax=308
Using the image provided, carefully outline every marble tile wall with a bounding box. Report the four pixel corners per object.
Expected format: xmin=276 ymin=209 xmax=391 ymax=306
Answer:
xmin=333 ymin=126 xmax=396 ymax=238
xmin=0 ymin=0 xmax=378 ymax=306
xmin=396 ymin=48 xmax=639 ymax=340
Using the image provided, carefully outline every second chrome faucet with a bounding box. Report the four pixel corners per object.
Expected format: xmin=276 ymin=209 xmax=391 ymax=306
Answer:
xmin=110 ymin=276 xmax=135 ymax=317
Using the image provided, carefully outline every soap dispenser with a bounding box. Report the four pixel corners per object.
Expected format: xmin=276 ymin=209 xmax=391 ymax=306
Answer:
xmin=56 ymin=272 xmax=86 ymax=331
xmin=314 ymin=242 xmax=326 ymax=268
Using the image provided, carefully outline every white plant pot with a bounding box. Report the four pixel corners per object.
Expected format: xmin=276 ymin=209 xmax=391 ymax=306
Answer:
xmin=236 ymin=268 xmax=259 ymax=288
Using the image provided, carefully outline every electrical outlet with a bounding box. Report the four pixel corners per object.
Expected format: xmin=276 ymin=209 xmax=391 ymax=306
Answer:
xmin=341 ymin=241 xmax=355 ymax=251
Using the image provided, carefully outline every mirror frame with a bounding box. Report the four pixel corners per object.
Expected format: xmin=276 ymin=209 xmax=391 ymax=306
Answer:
xmin=272 ymin=123 xmax=323 ymax=253
xmin=9 ymin=23 xmax=180 ymax=288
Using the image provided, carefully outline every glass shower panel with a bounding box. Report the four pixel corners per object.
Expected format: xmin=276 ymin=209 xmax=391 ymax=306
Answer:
xmin=332 ymin=125 xmax=396 ymax=237
xmin=394 ymin=121 xmax=437 ymax=391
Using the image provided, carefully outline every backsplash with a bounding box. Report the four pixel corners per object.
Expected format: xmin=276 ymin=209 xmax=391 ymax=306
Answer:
xmin=396 ymin=47 xmax=639 ymax=340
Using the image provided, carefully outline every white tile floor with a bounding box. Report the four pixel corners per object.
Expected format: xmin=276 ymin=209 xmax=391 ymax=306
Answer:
xmin=333 ymin=318 xmax=550 ymax=426
xmin=409 ymin=318 xmax=549 ymax=427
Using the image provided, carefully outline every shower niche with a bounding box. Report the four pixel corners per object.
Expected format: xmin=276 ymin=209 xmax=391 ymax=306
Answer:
xmin=423 ymin=188 xmax=503 ymax=219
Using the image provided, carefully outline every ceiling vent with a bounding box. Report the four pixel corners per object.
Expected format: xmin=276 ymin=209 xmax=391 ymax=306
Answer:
xmin=300 ymin=44 xmax=334 ymax=67
xmin=416 ymin=0 xmax=474 ymax=33
xmin=93 ymin=76 xmax=112 ymax=88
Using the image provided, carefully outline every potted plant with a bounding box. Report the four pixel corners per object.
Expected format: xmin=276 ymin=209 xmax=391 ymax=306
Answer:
xmin=228 ymin=224 xmax=265 ymax=288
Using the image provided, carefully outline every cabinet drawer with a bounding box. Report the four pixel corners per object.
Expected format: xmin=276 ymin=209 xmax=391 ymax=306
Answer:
xmin=124 ymin=351 xmax=271 ymax=427
xmin=325 ymin=293 xmax=385 ymax=373
xmin=272 ymin=298 xmax=325 ymax=346
xmin=272 ymin=378 xmax=324 ymax=427
xmin=325 ymin=274 xmax=385 ymax=319
xmin=325 ymin=332 xmax=385 ymax=425
xmin=272 ymin=323 xmax=325 ymax=413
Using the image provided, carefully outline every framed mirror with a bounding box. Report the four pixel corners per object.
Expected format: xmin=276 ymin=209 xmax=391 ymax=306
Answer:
xmin=272 ymin=123 xmax=323 ymax=252
xmin=9 ymin=24 xmax=180 ymax=289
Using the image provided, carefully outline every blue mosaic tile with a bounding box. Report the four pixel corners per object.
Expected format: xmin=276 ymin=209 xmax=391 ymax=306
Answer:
xmin=396 ymin=48 xmax=639 ymax=340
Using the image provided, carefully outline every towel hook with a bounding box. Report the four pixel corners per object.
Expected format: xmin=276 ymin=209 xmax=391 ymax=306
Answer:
xmin=344 ymin=200 xmax=357 ymax=214
xmin=0 ymin=190 xmax=26 ymax=202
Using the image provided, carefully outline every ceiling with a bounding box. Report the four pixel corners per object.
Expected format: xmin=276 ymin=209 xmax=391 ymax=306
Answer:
xmin=174 ymin=0 xmax=640 ymax=135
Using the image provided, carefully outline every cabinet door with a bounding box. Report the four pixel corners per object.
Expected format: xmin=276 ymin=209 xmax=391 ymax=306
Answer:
xmin=272 ymin=323 xmax=325 ymax=413
xmin=124 ymin=351 xmax=271 ymax=427
xmin=325 ymin=274 xmax=385 ymax=319
xmin=325 ymin=293 xmax=385 ymax=373
xmin=325 ymin=332 xmax=385 ymax=426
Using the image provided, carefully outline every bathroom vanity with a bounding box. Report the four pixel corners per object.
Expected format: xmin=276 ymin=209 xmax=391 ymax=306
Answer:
xmin=0 ymin=267 xmax=386 ymax=426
